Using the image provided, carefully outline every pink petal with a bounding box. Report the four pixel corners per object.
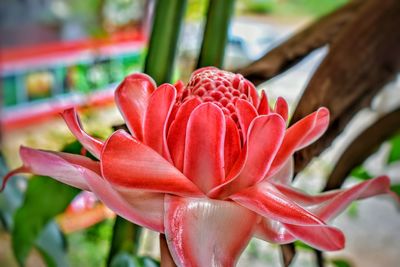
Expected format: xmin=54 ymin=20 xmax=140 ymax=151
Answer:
xmin=167 ymin=98 xmax=201 ymax=171
xmin=254 ymin=218 xmax=295 ymax=244
xmin=14 ymin=146 xmax=100 ymax=190
xmin=274 ymin=97 xmax=289 ymax=122
xmin=62 ymin=108 xmax=103 ymax=158
xmin=275 ymin=176 xmax=395 ymax=222
xmin=224 ymin=116 xmax=241 ymax=176
xmin=267 ymin=157 xmax=294 ymax=185
xmin=164 ymin=195 xmax=257 ymax=267
xmin=257 ymin=90 xmax=270 ymax=115
xmin=174 ymin=80 xmax=185 ymax=94
xmin=267 ymin=107 xmax=329 ymax=177
xmin=115 ymin=73 xmax=156 ymax=141
xmin=82 ymin=169 xmax=164 ymax=232
xmin=101 ymin=130 xmax=203 ymax=197
xmin=230 ymin=183 xmax=345 ymax=250
xmin=208 ymin=114 xmax=285 ymax=199
xmin=236 ymin=99 xmax=257 ymax=140
xmin=144 ymin=84 xmax=176 ymax=160
xmin=245 ymin=81 xmax=260 ymax=108
xmin=183 ymin=103 xmax=226 ymax=193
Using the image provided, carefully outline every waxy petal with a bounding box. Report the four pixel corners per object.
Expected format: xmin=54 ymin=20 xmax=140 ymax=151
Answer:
xmin=144 ymin=84 xmax=176 ymax=160
xmin=267 ymin=157 xmax=294 ymax=185
xmin=83 ymin=169 xmax=164 ymax=232
xmin=257 ymin=90 xmax=270 ymax=115
xmin=274 ymin=97 xmax=289 ymax=122
xmin=224 ymin=116 xmax=241 ymax=176
xmin=164 ymin=195 xmax=257 ymax=267
xmin=230 ymin=183 xmax=345 ymax=250
xmin=209 ymin=114 xmax=285 ymax=199
xmin=167 ymin=98 xmax=202 ymax=171
xmin=183 ymin=103 xmax=226 ymax=193
xmin=14 ymin=146 xmax=99 ymax=190
xmin=115 ymin=73 xmax=156 ymax=141
xmin=255 ymin=218 xmax=295 ymax=244
xmin=101 ymin=130 xmax=203 ymax=197
xmin=62 ymin=108 xmax=103 ymax=158
xmin=267 ymin=107 xmax=329 ymax=177
xmin=275 ymin=176 xmax=395 ymax=221
xmin=236 ymin=99 xmax=258 ymax=139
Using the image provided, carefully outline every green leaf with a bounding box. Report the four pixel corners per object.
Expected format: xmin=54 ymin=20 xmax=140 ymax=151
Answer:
xmin=388 ymin=134 xmax=400 ymax=164
xmin=12 ymin=175 xmax=79 ymax=266
xmin=197 ymin=0 xmax=236 ymax=68
xmin=110 ymin=253 xmax=160 ymax=267
xmin=107 ymin=217 xmax=143 ymax=266
xmin=35 ymin=222 xmax=68 ymax=267
xmin=144 ymin=0 xmax=188 ymax=84
xmin=294 ymin=240 xmax=313 ymax=251
xmin=350 ymin=166 xmax=373 ymax=181
xmin=331 ymin=258 xmax=353 ymax=267
xmin=390 ymin=184 xmax=400 ymax=196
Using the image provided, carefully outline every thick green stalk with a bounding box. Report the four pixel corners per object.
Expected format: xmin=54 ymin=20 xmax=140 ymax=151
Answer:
xmin=197 ymin=0 xmax=235 ymax=68
xmin=144 ymin=0 xmax=188 ymax=84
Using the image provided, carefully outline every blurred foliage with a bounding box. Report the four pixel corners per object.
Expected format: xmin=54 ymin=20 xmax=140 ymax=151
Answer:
xmin=110 ymin=253 xmax=159 ymax=267
xmin=68 ymin=219 xmax=114 ymax=267
xmin=331 ymin=258 xmax=353 ymax=267
xmin=12 ymin=176 xmax=79 ymax=266
xmin=387 ymin=134 xmax=400 ymax=164
xmin=239 ymin=0 xmax=349 ymax=17
xmin=350 ymin=166 xmax=373 ymax=181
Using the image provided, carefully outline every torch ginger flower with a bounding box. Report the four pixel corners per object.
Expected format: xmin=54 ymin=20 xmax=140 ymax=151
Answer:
xmin=2 ymin=67 xmax=396 ymax=267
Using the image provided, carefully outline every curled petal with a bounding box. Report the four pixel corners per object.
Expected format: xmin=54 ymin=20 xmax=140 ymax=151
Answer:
xmin=167 ymin=98 xmax=202 ymax=171
xmin=62 ymin=108 xmax=103 ymax=158
xmin=164 ymin=195 xmax=257 ymax=267
xmin=7 ymin=146 xmax=100 ymax=190
xmin=257 ymin=90 xmax=270 ymax=115
xmin=144 ymin=84 xmax=176 ymax=160
xmin=101 ymin=130 xmax=203 ymax=197
xmin=254 ymin=218 xmax=295 ymax=244
xmin=274 ymin=97 xmax=289 ymax=122
xmin=183 ymin=103 xmax=226 ymax=193
xmin=224 ymin=116 xmax=241 ymax=176
xmin=174 ymin=80 xmax=185 ymax=94
xmin=275 ymin=176 xmax=396 ymax=221
xmin=230 ymin=183 xmax=345 ymax=251
xmin=267 ymin=107 xmax=329 ymax=177
xmin=236 ymin=99 xmax=258 ymax=141
xmin=83 ymin=169 xmax=164 ymax=232
xmin=267 ymin=157 xmax=294 ymax=185
xmin=115 ymin=73 xmax=156 ymax=141
xmin=209 ymin=114 xmax=285 ymax=199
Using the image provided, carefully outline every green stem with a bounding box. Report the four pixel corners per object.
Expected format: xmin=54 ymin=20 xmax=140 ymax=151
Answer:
xmin=144 ymin=0 xmax=188 ymax=84
xmin=197 ymin=0 xmax=236 ymax=69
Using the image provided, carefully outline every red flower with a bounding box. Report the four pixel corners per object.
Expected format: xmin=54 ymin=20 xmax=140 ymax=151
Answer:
xmin=3 ymin=67 xmax=396 ymax=266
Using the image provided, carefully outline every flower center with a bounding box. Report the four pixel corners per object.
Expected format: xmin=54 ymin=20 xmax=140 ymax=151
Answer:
xmin=180 ymin=68 xmax=253 ymax=123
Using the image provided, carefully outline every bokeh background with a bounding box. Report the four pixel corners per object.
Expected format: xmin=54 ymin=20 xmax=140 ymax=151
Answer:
xmin=1 ymin=1 xmax=399 ymax=266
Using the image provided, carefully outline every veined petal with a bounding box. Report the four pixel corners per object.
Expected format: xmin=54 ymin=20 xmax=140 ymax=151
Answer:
xmin=83 ymin=169 xmax=164 ymax=232
xmin=267 ymin=107 xmax=329 ymax=177
xmin=144 ymin=84 xmax=176 ymax=160
xmin=274 ymin=97 xmax=289 ymax=122
xmin=231 ymin=183 xmax=345 ymax=250
xmin=236 ymin=99 xmax=257 ymax=140
xmin=164 ymin=195 xmax=257 ymax=267
xmin=115 ymin=73 xmax=156 ymax=141
xmin=8 ymin=146 xmax=100 ymax=190
xmin=183 ymin=103 xmax=226 ymax=193
xmin=62 ymin=108 xmax=103 ymax=159
xmin=224 ymin=116 xmax=241 ymax=176
xmin=101 ymin=130 xmax=203 ymax=197
xmin=208 ymin=114 xmax=285 ymax=199
xmin=167 ymin=98 xmax=202 ymax=171
xmin=257 ymin=90 xmax=270 ymax=115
